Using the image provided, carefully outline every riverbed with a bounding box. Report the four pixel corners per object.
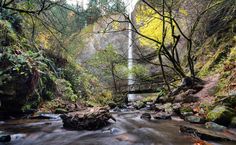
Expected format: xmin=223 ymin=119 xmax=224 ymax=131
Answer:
xmin=0 ymin=111 xmax=235 ymax=145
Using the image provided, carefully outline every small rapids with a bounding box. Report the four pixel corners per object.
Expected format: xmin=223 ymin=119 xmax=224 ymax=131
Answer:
xmin=0 ymin=111 xmax=235 ymax=145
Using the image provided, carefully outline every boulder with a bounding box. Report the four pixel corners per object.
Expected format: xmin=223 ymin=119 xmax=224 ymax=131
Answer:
xmin=205 ymin=122 xmax=227 ymax=131
xmin=153 ymin=112 xmax=171 ymax=120
xmin=180 ymin=106 xmax=194 ymax=117
xmin=230 ymin=117 xmax=236 ymax=128
xmin=60 ymin=107 xmax=115 ymax=130
xmin=172 ymin=103 xmax=181 ymax=114
xmin=0 ymin=65 xmax=39 ymax=115
xmin=207 ymin=105 xmax=235 ymax=126
xmin=154 ymin=103 xmax=173 ymax=114
xmin=185 ymin=115 xmax=205 ymax=124
xmin=134 ymin=101 xmax=145 ymax=110
xmin=163 ymin=103 xmax=173 ymax=114
xmin=180 ymin=125 xmax=236 ymax=141
xmin=140 ymin=113 xmax=151 ymax=120
xmin=0 ymin=135 xmax=11 ymax=142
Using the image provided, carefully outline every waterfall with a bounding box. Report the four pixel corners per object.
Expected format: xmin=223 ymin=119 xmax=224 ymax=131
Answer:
xmin=126 ymin=0 xmax=138 ymax=101
xmin=127 ymin=12 xmax=135 ymax=100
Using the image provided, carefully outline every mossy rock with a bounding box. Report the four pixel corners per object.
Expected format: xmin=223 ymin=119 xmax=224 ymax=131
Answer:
xmin=230 ymin=117 xmax=236 ymax=128
xmin=134 ymin=101 xmax=145 ymax=109
xmin=185 ymin=116 xmax=205 ymax=124
xmin=180 ymin=106 xmax=193 ymax=117
xmin=207 ymin=105 xmax=235 ymax=126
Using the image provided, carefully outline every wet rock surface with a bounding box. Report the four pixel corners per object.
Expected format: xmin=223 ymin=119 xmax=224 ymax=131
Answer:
xmin=0 ymin=134 xmax=11 ymax=142
xmin=153 ymin=112 xmax=171 ymax=120
xmin=205 ymin=122 xmax=227 ymax=131
xmin=140 ymin=113 xmax=151 ymax=120
xmin=185 ymin=115 xmax=205 ymax=124
xmin=180 ymin=124 xmax=236 ymax=141
xmin=207 ymin=105 xmax=235 ymax=126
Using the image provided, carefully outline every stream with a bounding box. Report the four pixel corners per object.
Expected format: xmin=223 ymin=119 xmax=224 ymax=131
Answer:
xmin=0 ymin=111 xmax=235 ymax=145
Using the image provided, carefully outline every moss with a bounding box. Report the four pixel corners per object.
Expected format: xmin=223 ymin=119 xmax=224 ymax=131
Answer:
xmin=198 ymin=46 xmax=230 ymax=76
xmin=0 ymin=20 xmax=17 ymax=45
xmin=230 ymin=117 xmax=236 ymax=128
xmin=142 ymin=95 xmax=157 ymax=103
xmin=87 ymin=91 xmax=113 ymax=106
xmin=207 ymin=105 xmax=235 ymax=125
xmin=135 ymin=101 xmax=145 ymax=109
xmin=180 ymin=106 xmax=193 ymax=116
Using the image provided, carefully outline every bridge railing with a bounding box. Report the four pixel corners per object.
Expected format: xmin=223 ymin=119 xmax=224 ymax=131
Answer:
xmin=116 ymin=81 xmax=165 ymax=94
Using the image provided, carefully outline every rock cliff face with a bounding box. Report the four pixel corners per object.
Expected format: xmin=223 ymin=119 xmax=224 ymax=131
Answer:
xmin=76 ymin=15 xmax=129 ymax=63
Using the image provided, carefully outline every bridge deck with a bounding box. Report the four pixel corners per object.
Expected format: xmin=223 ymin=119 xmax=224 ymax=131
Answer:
xmin=116 ymin=82 xmax=164 ymax=94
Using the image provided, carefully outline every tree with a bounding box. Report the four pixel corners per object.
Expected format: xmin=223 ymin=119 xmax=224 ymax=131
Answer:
xmin=104 ymin=0 xmax=224 ymax=92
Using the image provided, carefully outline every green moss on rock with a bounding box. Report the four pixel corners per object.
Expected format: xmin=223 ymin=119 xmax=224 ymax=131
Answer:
xmin=207 ymin=105 xmax=235 ymax=126
xmin=230 ymin=117 xmax=236 ymax=128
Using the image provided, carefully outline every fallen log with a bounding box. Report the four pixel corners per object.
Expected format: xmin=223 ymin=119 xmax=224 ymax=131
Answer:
xmin=60 ymin=107 xmax=115 ymax=130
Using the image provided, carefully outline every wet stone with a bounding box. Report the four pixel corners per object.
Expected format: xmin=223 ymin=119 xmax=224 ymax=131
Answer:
xmin=153 ymin=112 xmax=171 ymax=120
xmin=180 ymin=125 xmax=236 ymax=141
xmin=185 ymin=115 xmax=205 ymax=124
xmin=205 ymin=122 xmax=227 ymax=131
xmin=0 ymin=135 xmax=11 ymax=142
xmin=140 ymin=113 xmax=151 ymax=120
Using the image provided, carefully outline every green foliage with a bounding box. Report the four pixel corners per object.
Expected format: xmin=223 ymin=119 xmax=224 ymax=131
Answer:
xmin=87 ymin=91 xmax=113 ymax=106
xmin=87 ymin=44 xmax=125 ymax=82
xmin=55 ymin=79 xmax=78 ymax=102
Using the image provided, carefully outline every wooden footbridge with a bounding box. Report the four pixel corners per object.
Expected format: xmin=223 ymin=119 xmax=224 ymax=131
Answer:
xmin=115 ymin=81 xmax=165 ymax=94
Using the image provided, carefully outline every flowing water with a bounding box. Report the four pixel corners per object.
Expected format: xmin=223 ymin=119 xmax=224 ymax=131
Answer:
xmin=127 ymin=2 xmax=134 ymax=100
xmin=0 ymin=111 xmax=235 ymax=145
xmin=127 ymin=0 xmax=139 ymax=100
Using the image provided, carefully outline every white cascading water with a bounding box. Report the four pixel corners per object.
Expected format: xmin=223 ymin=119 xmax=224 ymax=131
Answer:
xmin=127 ymin=12 xmax=135 ymax=101
xmin=126 ymin=0 xmax=138 ymax=101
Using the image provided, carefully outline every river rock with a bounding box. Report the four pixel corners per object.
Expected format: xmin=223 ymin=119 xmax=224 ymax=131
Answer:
xmin=206 ymin=105 xmax=235 ymax=126
xmin=205 ymin=122 xmax=227 ymax=131
xmin=0 ymin=135 xmax=11 ymax=142
xmin=185 ymin=115 xmax=205 ymax=124
xmin=60 ymin=107 xmax=115 ymax=130
xmin=230 ymin=117 xmax=236 ymax=128
xmin=153 ymin=112 xmax=171 ymax=120
xmin=134 ymin=101 xmax=145 ymax=110
xmin=180 ymin=106 xmax=194 ymax=117
xmin=140 ymin=113 xmax=151 ymax=120
xmin=180 ymin=125 xmax=236 ymax=141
